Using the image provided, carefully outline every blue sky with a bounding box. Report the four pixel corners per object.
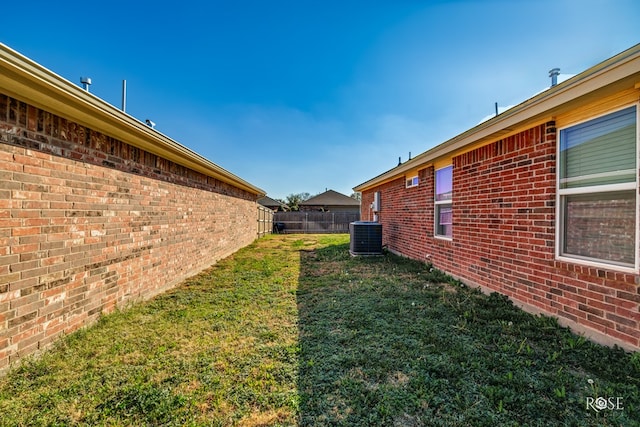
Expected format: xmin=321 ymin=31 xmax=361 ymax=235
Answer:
xmin=1 ymin=1 xmax=638 ymax=200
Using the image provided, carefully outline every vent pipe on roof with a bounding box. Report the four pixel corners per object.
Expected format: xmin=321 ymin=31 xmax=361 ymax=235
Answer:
xmin=549 ymin=68 xmax=560 ymax=86
xmin=495 ymin=102 xmax=499 ymax=117
xmin=398 ymin=156 xmax=401 ymax=166
xmin=122 ymin=80 xmax=127 ymax=112
xmin=80 ymin=76 xmax=92 ymax=92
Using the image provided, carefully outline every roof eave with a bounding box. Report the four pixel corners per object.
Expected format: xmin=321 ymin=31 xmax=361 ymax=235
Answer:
xmin=0 ymin=43 xmax=265 ymax=197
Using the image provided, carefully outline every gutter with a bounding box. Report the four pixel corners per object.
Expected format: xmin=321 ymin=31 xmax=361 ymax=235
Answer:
xmin=0 ymin=43 xmax=265 ymax=197
xmin=354 ymin=43 xmax=640 ymax=192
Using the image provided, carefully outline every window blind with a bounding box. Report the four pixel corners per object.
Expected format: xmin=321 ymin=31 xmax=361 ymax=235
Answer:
xmin=560 ymin=106 xmax=636 ymax=188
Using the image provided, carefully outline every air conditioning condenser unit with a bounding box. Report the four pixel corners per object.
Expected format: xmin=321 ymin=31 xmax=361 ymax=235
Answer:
xmin=349 ymin=221 xmax=382 ymax=256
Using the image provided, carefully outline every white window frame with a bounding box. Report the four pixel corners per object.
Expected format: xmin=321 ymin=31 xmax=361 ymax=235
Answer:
xmin=406 ymin=175 xmax=419 ymax=188
xmin=434 ymin=165 xmax=453 ymax=240
xmin=555 ymin=104 xmax=639 ymax=273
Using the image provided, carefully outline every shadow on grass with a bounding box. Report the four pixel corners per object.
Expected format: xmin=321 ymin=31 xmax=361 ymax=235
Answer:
xmin=296 ymin=242 xmax=640 ymax=427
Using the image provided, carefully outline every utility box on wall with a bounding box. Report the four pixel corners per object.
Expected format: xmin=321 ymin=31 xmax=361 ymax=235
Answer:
xmin=349 ymin=221 xmax=383 ymax=256
xmin=372 ymin=191 xmax=380 ymax=212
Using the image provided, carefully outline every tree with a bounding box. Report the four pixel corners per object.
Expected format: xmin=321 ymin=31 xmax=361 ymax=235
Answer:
xmin=282 ymin=192 xmax=311 ymax=211
xmin=350 ymin=192 xmax=361 ymax=201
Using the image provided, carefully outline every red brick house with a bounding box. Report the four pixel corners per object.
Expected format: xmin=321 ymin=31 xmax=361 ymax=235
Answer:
xmin=0 ymin=43 xmax=265 ymax=372
xmin=354 ymin=44 xmax=640 ymax=351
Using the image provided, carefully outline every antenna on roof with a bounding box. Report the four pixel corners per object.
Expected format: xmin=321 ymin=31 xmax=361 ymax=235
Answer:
xmin=549 ymin=68 xmax=560 ymax=86
xmin=80 ymin=76 xmax=92 ymax=92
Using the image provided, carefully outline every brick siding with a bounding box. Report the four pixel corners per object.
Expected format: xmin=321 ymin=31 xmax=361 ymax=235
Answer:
xmin=0 ymin=95 xmax=259 ymax=372
xmin=362 ymin=122 xmax=640 ymax=350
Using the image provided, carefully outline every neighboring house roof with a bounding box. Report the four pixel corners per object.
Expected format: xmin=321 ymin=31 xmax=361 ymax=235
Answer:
xmin=354 ymin=43 xmax=640 ymax=192
xmin=0 ymin=43 xmax=265 ymax=197
xmin=300 ymin=189 xmax=360 ymax=207
xmin=258 ymin=196 xmax=288 ymax=210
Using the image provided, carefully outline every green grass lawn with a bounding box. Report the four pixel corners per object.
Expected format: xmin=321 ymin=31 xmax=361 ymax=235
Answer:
xmin=0 ymin=234 xmax=638 ymax=426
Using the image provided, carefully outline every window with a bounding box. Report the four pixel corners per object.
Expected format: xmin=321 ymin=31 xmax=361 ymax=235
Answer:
xmin=406 ymin=175 xmax=419 ymax=188
xmin=435 ymin=166 xmax=453 ymax=238
xmin=557 ymin=105 xmax=637 ymax=269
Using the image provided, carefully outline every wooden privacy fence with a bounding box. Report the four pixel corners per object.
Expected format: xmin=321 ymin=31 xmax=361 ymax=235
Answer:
xmin=273 ymin=211 xmax=360 ymax=234
xmin=257 ymin=205 xmax=274 ymax=237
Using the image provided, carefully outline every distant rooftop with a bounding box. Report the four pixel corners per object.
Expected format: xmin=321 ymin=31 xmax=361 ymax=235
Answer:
xmin=300 ymin=189 xmax=360 ymax=206
xmin=258 ymin=196 xmax=289 ymax=210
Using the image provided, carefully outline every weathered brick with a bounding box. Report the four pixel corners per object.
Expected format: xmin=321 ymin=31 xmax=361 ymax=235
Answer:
xmin=12 ymin=244 xmax=40 ymax=255
xmin=17 ymin=266 xmax=48 ymax=281
xmin=1 ymin=95 xmax=259 ymax=371
xmin=7 ymin=310 xmax=37 ymax=328
xmin=0 ymin=255 xmax=20 ymax=267
xmin=11 ymin=226 xmax=41 ymax=237
xmin=16 ymin=330 xmax=44 ymax=352
xmin=0 ymin=273 xmax=20 ymax=285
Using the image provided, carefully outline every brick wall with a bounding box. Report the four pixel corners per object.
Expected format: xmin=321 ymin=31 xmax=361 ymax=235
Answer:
xmin=0 ymin=95 xmax=259 ymax=372
xmin=361 ymin=168 xmax=433 ymax=260
xmin=362 ymin=122 xmax=640 ymax=350
xmin=451 ymin=123 xmax=558 ymax=304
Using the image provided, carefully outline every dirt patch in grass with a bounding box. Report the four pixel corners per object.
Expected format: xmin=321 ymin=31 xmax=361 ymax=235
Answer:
xmin=238 ymin=409 xmax=291 ymax=426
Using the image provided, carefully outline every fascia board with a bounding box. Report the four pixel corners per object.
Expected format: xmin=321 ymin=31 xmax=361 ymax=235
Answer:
xmin=0 ymin=43 xmax=265 ymax=197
